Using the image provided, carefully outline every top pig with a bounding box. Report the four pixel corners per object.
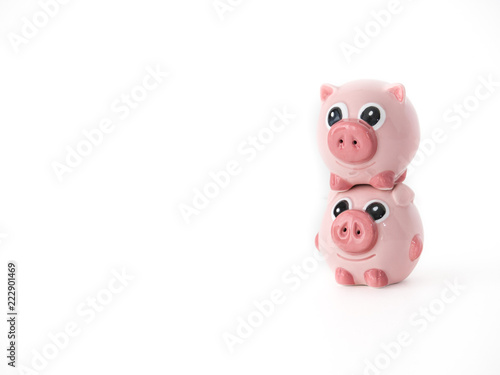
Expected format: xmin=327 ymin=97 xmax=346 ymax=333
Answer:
xmin=318 ymin=80 xmax=420 ymax=191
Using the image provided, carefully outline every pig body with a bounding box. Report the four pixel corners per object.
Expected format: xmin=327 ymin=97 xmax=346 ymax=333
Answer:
xmin=317 ymin=80 xmax=420 ymax=191
xmin=316 ymin=184 xmax=423 ymax=287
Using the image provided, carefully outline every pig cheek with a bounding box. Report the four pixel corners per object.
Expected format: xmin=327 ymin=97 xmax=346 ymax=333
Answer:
xmin=374 ymin=216 xmax=392 ymax=244
xmin=330 ymin=221 xmax=346 ymax=250
xmin=330 ymin=222 xmax=338 ymax=245
xmin=378 ymin=120 xmax=410 ymax=157
xmin=372 ymin=125 xmax=390 ymax=155
xmin=318 ymin=116 xmax=332 ymax=158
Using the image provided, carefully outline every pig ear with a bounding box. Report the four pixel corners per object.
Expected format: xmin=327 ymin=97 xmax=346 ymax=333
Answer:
xmin=386 ymin=83 xmax=406 ymax=103
xmin=392 ymin=184 xmax=414 ymax=207
xmin=320 ymin=84 xmax=338 ymax=102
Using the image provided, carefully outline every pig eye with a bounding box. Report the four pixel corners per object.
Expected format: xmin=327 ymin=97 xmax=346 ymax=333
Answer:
xmin=326 ymin=102 xmax=348 ymax=128
xmin=364 ymin=200 xmax=390 ymax=223
xmin=358 ymin=103 xmax=386 ymax=130
xmin=332 ymin=198 xmax=352 ymax=219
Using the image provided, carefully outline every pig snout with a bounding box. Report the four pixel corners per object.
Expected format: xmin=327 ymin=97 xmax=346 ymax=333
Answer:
xmin=331 ymin=210 xmax=378 ymax=254
xmin=327 ymin=119 xmax=377 ymax=164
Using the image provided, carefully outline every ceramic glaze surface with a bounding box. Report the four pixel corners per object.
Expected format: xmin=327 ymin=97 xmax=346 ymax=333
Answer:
xmin=317 ymin=184 xmax=423 ymax=287
xmin=317 ymin=80 xmax=420 ymax=191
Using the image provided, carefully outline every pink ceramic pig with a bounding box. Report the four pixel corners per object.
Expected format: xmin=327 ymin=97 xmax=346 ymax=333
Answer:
xmin=315 ymin=184 xmax=423 ymax=287
xmin=317 ymin=80 xmax=420 ymax=191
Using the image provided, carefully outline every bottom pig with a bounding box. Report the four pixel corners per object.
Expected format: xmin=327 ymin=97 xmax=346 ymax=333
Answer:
xmin=316 ymin=184 xmax=423 ymax=288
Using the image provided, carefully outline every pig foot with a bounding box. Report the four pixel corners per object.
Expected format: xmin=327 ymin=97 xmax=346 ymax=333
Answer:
xmin=335 ymin=268 xmax=355 ymax=285
xmin=409 ymin=234 xmax=423 ymax=261
xmin=315 ymin=233 xmax=319 ymax=251
xmin=330 ymin=173 xmax=353 ymax=191
xmin=370 ymin=171 xmax=396 ymax=190
xmin=364 ymin=269 xmax=389 ymax=287
xmin=395 ymin=170 xmax=407 ymax=184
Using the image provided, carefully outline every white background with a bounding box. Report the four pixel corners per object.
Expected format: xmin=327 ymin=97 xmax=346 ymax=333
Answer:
xmin=1 ymin=0 xmax=500 ymax=374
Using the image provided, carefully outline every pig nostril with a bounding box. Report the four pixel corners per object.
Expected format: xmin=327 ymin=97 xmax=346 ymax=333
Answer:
xmin=353 ymin=140 xmax=358 ymax=145
xmin=356 ymin=230 xmax=361 ymax=235
xmin=339 ymin=139 xmax=344 ymax=144
xmin=343 ymin=228 xmax=347 ymax=233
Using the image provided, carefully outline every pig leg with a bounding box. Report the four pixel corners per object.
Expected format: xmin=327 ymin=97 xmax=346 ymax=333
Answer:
xmin=335 ymin=268 xmax=355 ymax=285
xmin=370 ymin=171 xmax=396 ymax=190
xmin=364 ymin=269 xmax=389 ymax=287
xmin=330 ymin=173 xmax=353 ymax=191
xmin=409 ymin=234 xmax=423 ymax=261
xmin=395 ymin=170 xmax=407 ymax=184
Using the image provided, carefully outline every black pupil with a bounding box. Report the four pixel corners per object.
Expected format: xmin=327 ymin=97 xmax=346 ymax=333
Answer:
xmin=360 ymin=106 xmax=381 ymax=126
xmin=333 ymin=200 xmax=349 ymax=217
xmin=366 ymin=202 xmax=386 ymax=221
xmin=327 ymin=107 xmax=342 ymax=127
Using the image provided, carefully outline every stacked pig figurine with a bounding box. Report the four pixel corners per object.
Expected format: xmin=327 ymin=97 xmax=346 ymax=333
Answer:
xmin=315 ymin=80 xmax=423 ymax=288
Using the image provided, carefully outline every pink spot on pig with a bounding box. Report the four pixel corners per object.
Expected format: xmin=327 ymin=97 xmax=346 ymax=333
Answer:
xmin=409 ymin=234 xmax=423 ymax=261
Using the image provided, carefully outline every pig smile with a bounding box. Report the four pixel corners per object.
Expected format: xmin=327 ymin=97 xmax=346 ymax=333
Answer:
xmin=336 ymin=161 xmax=376 ymax=170
xmin=337 ymin=253 xmax=376 ymax=262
